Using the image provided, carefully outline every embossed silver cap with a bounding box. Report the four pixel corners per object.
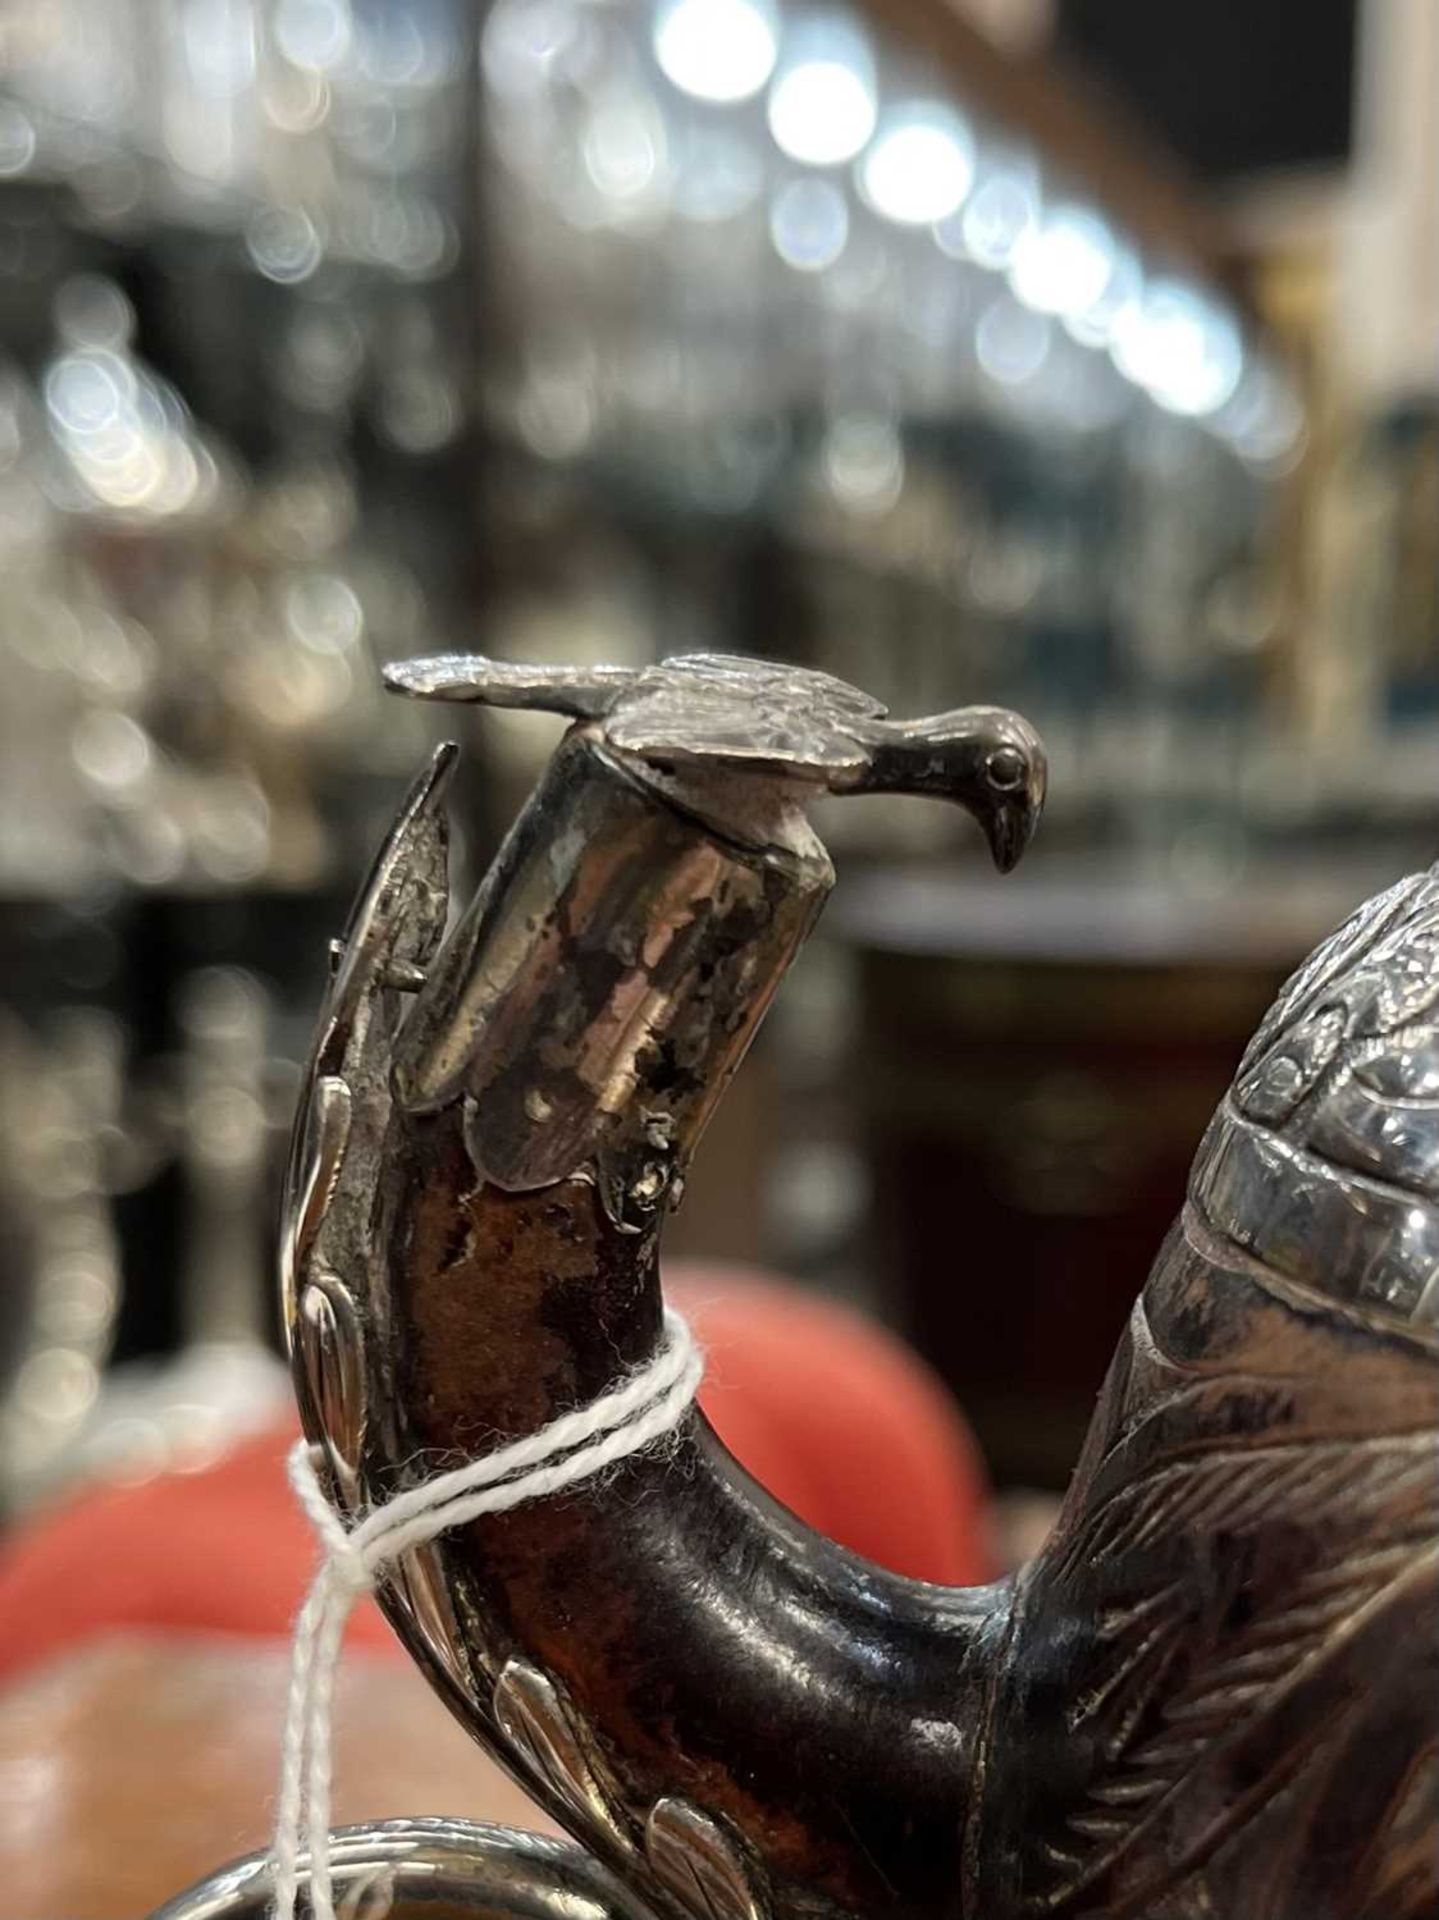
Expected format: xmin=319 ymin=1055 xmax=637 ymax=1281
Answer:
xmin=1193 ymin=867 xmax=1439 ymax=1326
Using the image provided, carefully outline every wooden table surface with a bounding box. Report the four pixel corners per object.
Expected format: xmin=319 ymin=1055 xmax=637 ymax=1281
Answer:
xmin=0 ymin=1634 xmax=559 ymax=1920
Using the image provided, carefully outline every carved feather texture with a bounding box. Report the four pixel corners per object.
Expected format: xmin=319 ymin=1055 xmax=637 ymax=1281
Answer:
xmin=1032 ymin=1424 xmax=1439 ymax=1909
xmin=1237 ymin=871 xmax=1439 ymax=1133
xmin=1237 ymin=873 xmax=1426 ymax=1080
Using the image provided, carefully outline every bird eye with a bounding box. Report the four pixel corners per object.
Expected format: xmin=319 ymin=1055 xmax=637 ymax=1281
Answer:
xmin=985 ymin=745 xmax=1027 ymax=792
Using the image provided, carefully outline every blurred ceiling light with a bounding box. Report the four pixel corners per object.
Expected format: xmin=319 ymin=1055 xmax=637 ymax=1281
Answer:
xmin=285 ymin=571 xmax=364 ymax=654
xmin=180 ymin=0 xmax=258 ymax=98
xmin=260 ymin=61 xmax=331 ymax=132
xmin=515 ymin=349 xmax=598 ymax=461
xmin=55 ymin=276 xmax=133 ymax=350
xmin=766 ymin=16 xmax=876 ymax=166
xmin=482 ymin=0 xmax=585 ymax=99
xmin=821 ymin=412 xmax=904 ymax=512
xmin=45 ymin=349 xmax=182 ymax=510
xmin=672 ymin=127 xmax=763 ymax=221
xmin=1110 ymin=279 xmax=1242 ymax=417
xmin=245 ymin=205 xmax=323 ymax=284
xmin=770 ymin=176 xmax=849 ymax=270
xmin=614 ymin=339 xmax=682 ymax=414
xmin=938 ymin=160 xmax=1038 ymax=268
xmin=1063 ymin=244 xmax=1141 ymax=348
xmin=1044 ymin=337 xmax=1131 ymax=433
xmin=582 ymin=88 xmax=669 ymax=213
xmin=859 ymin=103 xmax=974 ymax=227
xmin=817 ymin=224 xmax=890 ymax=312
xmin=378 ymin=367 xmax=463 ymax=454
xmin=584 ymin=106 xmax=659 ymax=199
xmin=1009 ymin=204 xmax=1115 ymax=319
xmin=71 ymin=710 xmax=153 ymax=793
xmin=336 ymin=97 xmax=399 ymax=166
xmin=1215 ymin=364 xmax=1305 ymax=467
xmin=653 ymin=0 xmax=779 ymax=104
xmin=46 ymin=355 xmax=144 ymax=474
xmin=14 ymin=1348 xmax=99 ymax=1428
xmin=273 ymin=0 xmax=353 ymax=73
xmin=189 ymin=777 xmax=272 ymax=886
xmin=279 ymin=307 xmax=365 ymax=414
xmin=976 ymin=293 xmax=1051 ymax=386
xmin=351 ymin=192 xmax=448 ymax=276
xmin=355 ymin=0 xmax=462 ymax=88
xmin=43 ymin=280 xmax=222 ymax=524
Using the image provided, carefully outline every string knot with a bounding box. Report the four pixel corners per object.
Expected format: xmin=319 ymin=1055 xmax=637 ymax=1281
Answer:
xmin=270 ymin=1308 xmax=703 ymax=1920
xmin=287 ymin=1446 xmax=374 ymax=1595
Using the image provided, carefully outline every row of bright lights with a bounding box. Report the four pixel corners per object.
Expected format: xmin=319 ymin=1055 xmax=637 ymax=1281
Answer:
xmin=649 ymin=0 xmax=1296 ymax=442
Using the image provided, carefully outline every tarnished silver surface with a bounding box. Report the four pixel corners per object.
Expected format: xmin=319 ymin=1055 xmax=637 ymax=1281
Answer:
xmin=277 ymin=739 xmax=467 ymax=1700
xmin=385 ymin=652 xmax=1046 ymax=870
xmin=390 ymin=730 xmax=834 ymax=1224
xmin=382 ymin=655 xmax=641 ymax=716
xmin=148 ymin=1819 xmax=659 ymax=1920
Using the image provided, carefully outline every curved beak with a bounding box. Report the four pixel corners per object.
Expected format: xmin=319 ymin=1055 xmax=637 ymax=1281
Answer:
xmin=851 ymin=706 xmax=1047 ymax=873
xmin=982 ymin=759 xmax=1046 ymax=873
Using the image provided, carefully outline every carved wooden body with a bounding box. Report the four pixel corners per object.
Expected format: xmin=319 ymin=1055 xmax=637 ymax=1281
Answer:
xmin=159 ymin=657 xmax=1439 ymax=1920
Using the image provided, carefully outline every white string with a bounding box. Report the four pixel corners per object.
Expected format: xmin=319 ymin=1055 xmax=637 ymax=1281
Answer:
xmin=271 ymin=1306 xmax=704 ymax=1920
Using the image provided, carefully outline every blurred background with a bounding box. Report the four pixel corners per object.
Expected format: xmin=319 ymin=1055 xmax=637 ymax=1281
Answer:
xmin=0 ymin=0 xmax=1436 ymax=1573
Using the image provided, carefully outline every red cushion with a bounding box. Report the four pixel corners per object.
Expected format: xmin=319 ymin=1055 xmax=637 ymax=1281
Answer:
xmin=0 ymin=1269 xmax=992 ymax=1682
